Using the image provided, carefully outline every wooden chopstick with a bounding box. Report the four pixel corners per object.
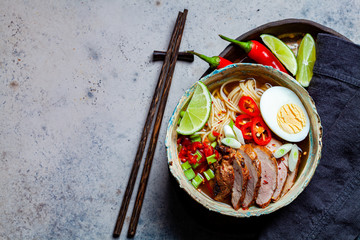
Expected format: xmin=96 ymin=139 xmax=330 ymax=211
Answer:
xmin=153 ymin=50 xmax=194 ymax=62
xmin=127 ymin=9 xmax=188 ymax=238
xmin=112 ymin=10 xmax=186 ymax=238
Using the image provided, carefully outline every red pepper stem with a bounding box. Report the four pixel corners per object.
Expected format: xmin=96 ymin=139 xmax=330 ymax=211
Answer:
xmin=219 ymin=34 xmax=252 ymax=53
xmin=187 ymin=51 xmax=220 ymax=69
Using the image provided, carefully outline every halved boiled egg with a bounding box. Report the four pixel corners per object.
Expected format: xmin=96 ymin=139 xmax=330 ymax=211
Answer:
xmin=260 ymin=86 xmax=310 ymax=142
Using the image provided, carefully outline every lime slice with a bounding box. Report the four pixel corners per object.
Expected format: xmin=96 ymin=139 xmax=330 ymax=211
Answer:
xmin=296 ymin=33 xmax=316 ymax=87
xmin=260 ymin=34 xmax=298 ymax=75
xmin=177 ymin=82 xmax=212 ymax=135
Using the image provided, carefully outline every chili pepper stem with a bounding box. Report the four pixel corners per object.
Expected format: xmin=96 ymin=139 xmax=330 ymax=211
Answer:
xmin=219 ymin=34 xmax=252 ymax=53
xmin=187 ymin=51 xmax=220 ymax=69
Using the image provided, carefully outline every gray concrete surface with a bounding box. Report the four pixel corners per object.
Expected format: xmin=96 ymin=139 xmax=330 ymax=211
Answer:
xmin=1 ymin=0 xmax=359 ymax=239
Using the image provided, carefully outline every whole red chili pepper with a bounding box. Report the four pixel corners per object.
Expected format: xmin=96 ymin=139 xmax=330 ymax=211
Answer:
xmin=188 ymin=51 xmax=233 ymax=69
xmin=219 ymin=34 xmax=288 ymax=73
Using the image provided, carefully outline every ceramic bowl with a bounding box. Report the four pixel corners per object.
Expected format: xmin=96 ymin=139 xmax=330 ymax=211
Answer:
xmin=165 ymin=63 xmax=322 ymax=217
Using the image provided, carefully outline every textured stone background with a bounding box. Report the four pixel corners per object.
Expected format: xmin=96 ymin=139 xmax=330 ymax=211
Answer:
xmin=0 ymin=0 xmax=359 ymax=239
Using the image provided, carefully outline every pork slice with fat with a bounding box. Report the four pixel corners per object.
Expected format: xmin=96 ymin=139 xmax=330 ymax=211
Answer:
xmin=266 ymin=138 xmax=289 ymax=202
xmin=231 ymin=151 xmax=249 ymax=210
xmin=281 ymin=152 xmax=301 ymax=197
xmin=239 ymin=145 xmax=261 ymax=209
xmin=253 ymin=145 xmax=278 ymax=208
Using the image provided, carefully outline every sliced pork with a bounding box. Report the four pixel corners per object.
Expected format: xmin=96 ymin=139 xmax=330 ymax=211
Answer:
xmin=252 ymin=145 xmax=278 ymax=208
xmin=266 ymin=139 xmax=289 ymax=202
xmin=231 ymin=151 xmax=249 ymax=210
xmin=282 ymin=152 xmax=301 ymax=197
xmin=240 ymin=145 xmax=261 ymax=209
xmin=213 ymin=147 xmax=235 ymax=202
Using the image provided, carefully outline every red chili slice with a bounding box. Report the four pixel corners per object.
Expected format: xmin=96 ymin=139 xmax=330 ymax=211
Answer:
xmin=188 ymin=154 xmax=197 ymax=164
xmin=212 ymin=130 xmax=220 ymax=137
xmin=238 ymin=96 xmax=260 ymax=117
xmin=203 ymin=142 xmax=214 ymax=157
xmin=240 ymin=121 xmax=253 ymax=140
xmin=235 ymin=114 xmax=252 ymax=128
xmin=251 ymin=116 xmax=272 ymax=145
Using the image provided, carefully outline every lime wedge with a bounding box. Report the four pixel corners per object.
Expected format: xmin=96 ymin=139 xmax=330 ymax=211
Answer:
xmin=260 ymin=34 xmax=298 ymax=75
xmin=296 ymin=33 xmax=316 ymax=87
xmin=177 ymin=82 xmax=212 ymax=135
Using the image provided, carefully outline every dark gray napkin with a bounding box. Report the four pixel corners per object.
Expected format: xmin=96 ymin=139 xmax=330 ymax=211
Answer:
xmin=259 ymin=33 xmax=360 ymax=239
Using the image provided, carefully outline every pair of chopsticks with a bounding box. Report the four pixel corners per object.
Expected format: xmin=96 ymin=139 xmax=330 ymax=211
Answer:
xmin=113 ymin=9 xmax=188 ymax=238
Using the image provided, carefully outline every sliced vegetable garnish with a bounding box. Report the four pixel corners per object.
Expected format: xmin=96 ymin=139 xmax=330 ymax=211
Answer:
xmin=233 ymin=125 xmax=245 ymax=145
xmin=296 ymin=33 xmax=316 ymax=87
xmin=251 ymin=116 xmax=272 ymax=145
xmin=210 ymin=141 xmax=217 ymax=148
xmin=239 ymin=96 xmax=260 ymax=117
xmin=288 ymin=144 xmax=299 ymax=172
xmin=212 ymin=130 xmax=220 ymax=137
xmin=190 ymin=134 xmax=202 ymax=143
xmin=181 ymin=161 xmax=192 ymax=171
xmin=184 ymin=168 xmax=196 ymax=180
xmin=203 ymin=169 xmax=215 ymax=181
xmin=203 ymin=143 xmax=214 ymax=157
xmin=229 ymin=119 xmax=235 ymax=129
xmin=191 ymin=173 xmax=204 ymax=189
xmin=224 ymin=124 xmax=236 ymax=139
xmin=208 ymin=132 xmax=217 ymax=142
xmin=273 ymin=143 xmax=293 ymax=158
xmin=206 ymin=154 xmax=217 ymax=164
xmin=240 ymin=121 xmax=253 ymax=140
xmin=194 ymin=150 xmax=203 ymax=161
xmin=191 ymin=162 xmax=200 ymax=169
xmin=221 ymin=138 xmax=241 ymax=149
xmin=177 ymin=82 xmax=212 ymax=135
xmin=235 ymin=114 xmax=252 ymax=128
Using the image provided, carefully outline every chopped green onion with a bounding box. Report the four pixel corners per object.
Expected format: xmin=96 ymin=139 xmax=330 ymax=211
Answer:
xmin=211 ymin=141 xmax=217 ymax=148
xmin=208 ymin=132 xmax=216 ymax=142
xmin=203 ymin=169 xmax=215 ymax=181
xmin=191 ymin=173 xmax=204 ymax=188
xmin=184 ymin=168 xmax=196 ymax=180
xmin=224 ymin=125 xmax=236 ymax=139
xmin=274 ymin=143 xmax=293 ymax=158
xmin=191 ymin=136 xmax=201 ymax=142
xmin=288 ymin=144 xmax=299 ymax=172
xmin=177 ymin=118 xmax=181 ymax=126
xmin=180 ymin=111 xmax=186 ymax=118
xmin=190 ymin=134 xmax=202 ymax=143
xmin=181 ymin=161 xmax=191 ymax=171
xmin=206 ymin=154 xmax=217 ymax=164
xmin=229 ymin=119 xmax=235 ymax=129
xmin=191 ymin=162 xmax=200 ymax=169
xmin=194 ymin=150 xmax=202 ymax=161
xmin=233 ymin=125 xmax=245 ymax=145
xmin=221 ymin=137 xmax=241 ymax=149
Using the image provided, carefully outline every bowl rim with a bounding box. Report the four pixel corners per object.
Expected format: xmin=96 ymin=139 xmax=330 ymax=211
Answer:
xmin=165 ymin=63 xmax=323 ymax=217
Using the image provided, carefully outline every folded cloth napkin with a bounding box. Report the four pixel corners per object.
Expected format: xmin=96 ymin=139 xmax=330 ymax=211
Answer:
xmin=259 ymin=33 xmax=360 ymax=239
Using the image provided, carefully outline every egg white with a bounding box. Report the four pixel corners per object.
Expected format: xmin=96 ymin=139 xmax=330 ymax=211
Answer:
xmin=260 ymin=86 xmax=310 ymax=142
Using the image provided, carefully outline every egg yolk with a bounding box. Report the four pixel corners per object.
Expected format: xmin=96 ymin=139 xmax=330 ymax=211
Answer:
xmin=277 ymin=103 xmax=306 ymax=134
